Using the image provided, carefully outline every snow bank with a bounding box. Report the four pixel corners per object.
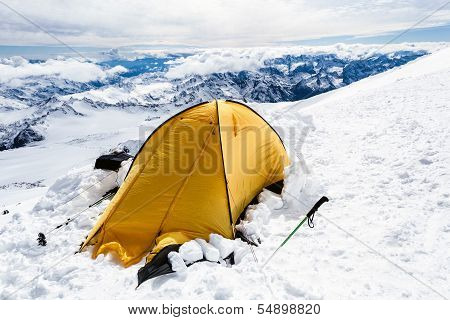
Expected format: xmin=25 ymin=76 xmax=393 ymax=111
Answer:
xmin=33 ymin=165 xmax=118 ymax=217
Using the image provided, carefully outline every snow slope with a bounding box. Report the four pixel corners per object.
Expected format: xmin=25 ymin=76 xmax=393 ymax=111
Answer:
xmin=1 ymin=47 xmax=449 ymax=299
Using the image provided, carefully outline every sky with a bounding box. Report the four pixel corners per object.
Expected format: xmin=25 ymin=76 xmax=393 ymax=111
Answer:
xmin=0 ymin=0 xmax=449 ymax=48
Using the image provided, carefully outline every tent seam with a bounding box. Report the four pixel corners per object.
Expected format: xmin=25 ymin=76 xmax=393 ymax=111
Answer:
xmin=216 ymin=99 xmax=235 ymax=235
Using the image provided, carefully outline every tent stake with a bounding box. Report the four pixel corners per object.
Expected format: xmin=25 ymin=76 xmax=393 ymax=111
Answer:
xmin=262 ymin=196 xmax=329 ymax=267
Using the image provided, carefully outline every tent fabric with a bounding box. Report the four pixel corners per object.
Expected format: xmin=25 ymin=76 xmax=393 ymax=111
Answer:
xmin=80 ymin=100 xmax=289 ymax=267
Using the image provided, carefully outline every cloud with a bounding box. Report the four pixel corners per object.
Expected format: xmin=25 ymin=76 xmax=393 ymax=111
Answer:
xmin=164 ymin=42 xmax=444 ymax=78
xmin=165 ymin=49 xmax=268 ymax=78
xmin=0 ymin=56 xmax=127 ymax=84
xmin=0 ymin=0 xmax=449 ymax=47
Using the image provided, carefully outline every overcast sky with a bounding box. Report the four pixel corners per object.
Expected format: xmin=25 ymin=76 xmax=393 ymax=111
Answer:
xmin=0 ymin=0 xmax=449 ymax=47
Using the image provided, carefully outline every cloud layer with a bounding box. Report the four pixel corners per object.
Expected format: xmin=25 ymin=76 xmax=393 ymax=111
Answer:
xmin=0 ymin=56 xmax=126 ymax=84
xmin=0 ymin=0 xmax=449 ymax=47
xmin=165 ymin=42 xmax=445 ymax=78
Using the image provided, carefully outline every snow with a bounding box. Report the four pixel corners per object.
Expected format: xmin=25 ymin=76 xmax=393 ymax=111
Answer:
xmin=176 ymin=236 xmax=234 ymax=267
xmin=69 ymin=81 xmax=174 ymax=105
xmin=209 ymin=234 xmax=235 ymax=260
xmin=116 ymin=158 xmax=132 ymax=186
xmin=33 ymin=165 xmax=117 ymax=215
xmin=178 ymin=240 xmax=203 ymax=264
xmin=0 ymin=96 xmax=35 ymax=125
xmin=236 ymin=203 xmax=271 ymax=244
xmin=168 ymin=252 xmax=187 ymax=272
xmin=258 ymin=189 xmax=283 ymax=210
xmin=195 ymin=239 xmax=220 ymax=262
xmin=1 ymin=46 xmax=450 ymax=299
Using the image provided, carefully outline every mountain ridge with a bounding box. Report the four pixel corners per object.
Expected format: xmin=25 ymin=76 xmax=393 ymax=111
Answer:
xmin=0 ymin=48 xmax=430 ymax=150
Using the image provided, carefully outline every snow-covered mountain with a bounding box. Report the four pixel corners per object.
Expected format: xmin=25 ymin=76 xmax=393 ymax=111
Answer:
xmin=0 ymin=45 xmax=449 ymax=299
xmin=0 ymin=44 xmax=438 ymax=151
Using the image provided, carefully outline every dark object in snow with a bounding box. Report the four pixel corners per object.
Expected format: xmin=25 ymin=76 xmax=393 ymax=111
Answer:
xmin=2 ymin=209 xmax=9 ymax=215
xmin=37 ymin=233 xmax=47 ymax=246
xmin=94 ymin=151 xmax=132 ymax=171
xmin=137 ymin=244 xmax=181 ymax=288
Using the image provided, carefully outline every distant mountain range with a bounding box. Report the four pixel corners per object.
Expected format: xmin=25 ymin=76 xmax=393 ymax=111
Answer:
xmin=0 ymin=48 xmax=428 ymax=150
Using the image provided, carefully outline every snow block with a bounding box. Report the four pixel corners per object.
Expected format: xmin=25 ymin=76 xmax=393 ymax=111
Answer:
xmin=179 ymin=240 xmax=203 ymax=264
xmin=258 ymin=189 xmax=284 ymax=210
xmin=209 ymin=234 xmax=235 ymax=259
xmin=195 ymin=238 xmax=220 ymax=262
xmin=168 ymin=252 xmax=187 ymax=272
xmin=233 ymin=240 xmax=249 ymax=264
xmin=235 ymin=221 xmax=260 ymax=243
xmin=246 ymin=203 xmax=271 ymax=226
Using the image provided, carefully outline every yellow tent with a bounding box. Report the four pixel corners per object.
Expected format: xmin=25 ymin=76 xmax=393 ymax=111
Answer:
xmin=80 ymin=100 xmax=289 ymax=267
